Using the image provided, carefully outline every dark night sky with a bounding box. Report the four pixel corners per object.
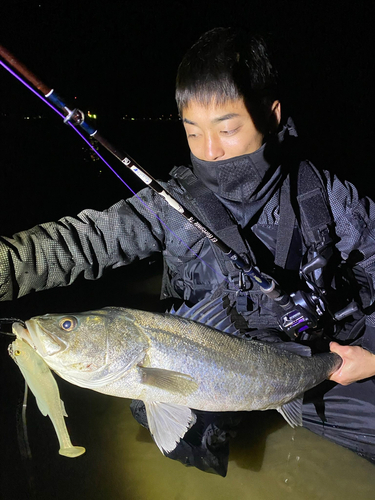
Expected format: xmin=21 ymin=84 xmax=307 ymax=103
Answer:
xmin=1 ymin=1 xmax=373 ymax=117
xmin=0 ymin=1 xmax=375 ymax=204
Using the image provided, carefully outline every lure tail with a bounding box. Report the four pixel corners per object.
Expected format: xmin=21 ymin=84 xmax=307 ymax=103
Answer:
xmin=59 ymin=446 xmax=86 ymax=458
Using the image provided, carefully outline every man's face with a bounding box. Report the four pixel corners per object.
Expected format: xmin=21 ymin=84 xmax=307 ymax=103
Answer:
xmin=181 ymin=98 xmax=264 ymax=161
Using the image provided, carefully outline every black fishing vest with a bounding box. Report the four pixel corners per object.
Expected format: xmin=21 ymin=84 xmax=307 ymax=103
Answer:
xmin=170 ymin=161 xmax=332 ymax=277
xmin=169 ymin=161 xmax=368 ymax=342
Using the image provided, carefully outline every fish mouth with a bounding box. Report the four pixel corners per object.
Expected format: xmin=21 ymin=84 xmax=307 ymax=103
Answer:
xmin=12 ymin=322 xmax=34 ymax=346
xmin=12 ymin=320 xmax=63 ymax=357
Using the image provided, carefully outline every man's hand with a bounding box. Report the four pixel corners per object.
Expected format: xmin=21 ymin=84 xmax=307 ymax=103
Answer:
xmin=328 ymin=342 xmax=375 ymax=385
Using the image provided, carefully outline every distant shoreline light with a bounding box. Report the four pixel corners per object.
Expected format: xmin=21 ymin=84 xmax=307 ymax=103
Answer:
xmin=122 ymin=114 xmax=181 ymax=122
xmin=0 ymin=113 xmax=181 ymax=122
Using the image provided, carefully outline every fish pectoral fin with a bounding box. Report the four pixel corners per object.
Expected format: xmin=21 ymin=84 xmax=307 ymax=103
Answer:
xmin=138 ymin=366 xmax=198 ymax=396
xmin=277 ymin=397 xmax=303 ymax=428
xmin=144 ymin=401 xmax=197 ymax=454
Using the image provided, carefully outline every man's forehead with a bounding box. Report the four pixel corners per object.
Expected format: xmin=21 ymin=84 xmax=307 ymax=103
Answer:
xmin=182 ymin=98 xmax=248 ymax=124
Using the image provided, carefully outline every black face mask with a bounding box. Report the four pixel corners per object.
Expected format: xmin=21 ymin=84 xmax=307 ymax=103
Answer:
xmin=190 ymin=143 xmax=271 ymax=202
xmin=190 ymin=122 xmax=294 ymax=225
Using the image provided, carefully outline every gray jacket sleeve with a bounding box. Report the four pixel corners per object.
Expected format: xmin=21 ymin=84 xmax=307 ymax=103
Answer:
xmin=0 ymin=187 xmax=166 ymax=301
xmin=325 ymin=171 xmax=375 ymax=328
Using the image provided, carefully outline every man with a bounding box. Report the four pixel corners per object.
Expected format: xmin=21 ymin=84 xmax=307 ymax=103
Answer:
xmin=1 ymin=27 xmax=375 ymax=474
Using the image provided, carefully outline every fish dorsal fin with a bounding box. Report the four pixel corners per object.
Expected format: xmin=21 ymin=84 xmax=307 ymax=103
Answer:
xmin=139 ymin=366 xmax=198 ymax=396
xmin=277 ymin=397 xmax=303 ymax=428
xmin=169 ymin=297 xmax=239 ymax=336
xmin=144 ymin=401 xmax=196 ymax=454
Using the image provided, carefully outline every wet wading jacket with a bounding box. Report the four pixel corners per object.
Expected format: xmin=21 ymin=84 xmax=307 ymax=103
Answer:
xmin=1 ymin=121 xmax=375 ymax=350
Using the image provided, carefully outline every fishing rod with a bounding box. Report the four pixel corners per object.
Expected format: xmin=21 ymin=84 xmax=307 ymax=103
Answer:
xmin=0 ymin=45 xmax=323 ymax=339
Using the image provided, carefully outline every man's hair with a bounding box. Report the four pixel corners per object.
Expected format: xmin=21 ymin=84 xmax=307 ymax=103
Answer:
xmin=175 ymin=27 xmax=278 ymax=132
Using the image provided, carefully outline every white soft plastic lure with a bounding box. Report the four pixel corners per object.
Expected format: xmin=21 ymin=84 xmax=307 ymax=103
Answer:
xmin=8 ymin=335 xmax=85 ymax=458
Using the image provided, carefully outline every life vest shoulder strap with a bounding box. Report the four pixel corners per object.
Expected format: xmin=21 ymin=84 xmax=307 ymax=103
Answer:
xmin=170 ymin=165 xmax=248 ymax=256
xmin=275 ymin=161 xmax=334 ymax=268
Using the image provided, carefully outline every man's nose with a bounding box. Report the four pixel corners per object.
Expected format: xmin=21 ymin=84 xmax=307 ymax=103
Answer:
xmin=204 ymin=134 xmax=225 ymax=161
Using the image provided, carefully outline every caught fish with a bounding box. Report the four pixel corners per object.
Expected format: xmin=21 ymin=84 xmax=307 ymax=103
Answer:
xmin=8 ymin=337 xmax=86 ymax=458
xmin=12 ymin=298 xmax=341 ymax=455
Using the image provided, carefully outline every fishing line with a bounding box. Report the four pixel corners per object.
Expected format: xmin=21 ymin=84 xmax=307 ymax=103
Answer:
xmin=17 ymin=384 xmax=37 ymax=498
xmin=0 ymin=317 xmax=25 ymax=336
xmin=19 ymin=381 xmax=33 ymax=460
xmin=0 ymin=330 xmax=16 ymax=337
xmin=0 ymin=57 xmax=232 ymax=288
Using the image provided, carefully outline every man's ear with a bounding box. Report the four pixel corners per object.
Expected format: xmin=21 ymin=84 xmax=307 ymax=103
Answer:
xmin=269 ymin=100 xmax=281 ymax=132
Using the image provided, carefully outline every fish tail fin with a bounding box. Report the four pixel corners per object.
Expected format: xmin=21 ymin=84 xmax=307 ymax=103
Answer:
xmin=59 ymin=445 xmax=86 ymax=458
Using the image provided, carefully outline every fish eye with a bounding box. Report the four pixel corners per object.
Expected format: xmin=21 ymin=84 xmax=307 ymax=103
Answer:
xmin=59 ymin=317 xmax=78 ymax=332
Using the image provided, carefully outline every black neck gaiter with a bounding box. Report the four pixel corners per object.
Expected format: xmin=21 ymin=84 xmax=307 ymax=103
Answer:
xmin=190 ymin=123 xmax=293 ymax=226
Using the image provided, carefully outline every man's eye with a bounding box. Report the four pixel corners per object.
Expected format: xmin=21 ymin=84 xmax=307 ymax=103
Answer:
xmin=221 ymin=127 xmax=238 ymax=135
